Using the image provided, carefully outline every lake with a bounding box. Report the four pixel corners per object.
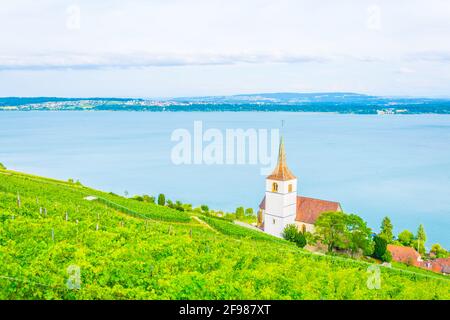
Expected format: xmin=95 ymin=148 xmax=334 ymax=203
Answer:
xmin=0 ymin=111 xmax=449 ymax=248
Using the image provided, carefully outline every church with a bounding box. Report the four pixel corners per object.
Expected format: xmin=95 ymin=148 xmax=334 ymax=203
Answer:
xmin=258 ymin=137 xmax=342 ymax=238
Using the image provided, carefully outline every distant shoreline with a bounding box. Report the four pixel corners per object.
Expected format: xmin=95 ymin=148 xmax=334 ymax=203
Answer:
xmin=1 ymin=93 xmax=449 ymax=114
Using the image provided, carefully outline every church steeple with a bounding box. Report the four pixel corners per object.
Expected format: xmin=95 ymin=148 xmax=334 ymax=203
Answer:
xmin=267 ymin=136 xmax=296 ymax=181
xmin=263 ymin=136 xmax=298 ymax=237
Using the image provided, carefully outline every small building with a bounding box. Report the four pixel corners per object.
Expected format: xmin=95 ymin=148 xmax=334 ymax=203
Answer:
xmin=258 ymin=137 xmax=342 ymax=238
xmin=387 ymin=244 xmax=422 ymax=266
xmin=421 ymin=257 xmax=450 ymax=274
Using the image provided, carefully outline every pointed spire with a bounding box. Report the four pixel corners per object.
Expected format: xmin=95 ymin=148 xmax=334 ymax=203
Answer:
xmin=267 ymin=136 xmax=296 ymax=181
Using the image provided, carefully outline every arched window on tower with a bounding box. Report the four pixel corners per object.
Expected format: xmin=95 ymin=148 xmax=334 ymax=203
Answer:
xmin=288 ymin=184 xmax=293 ymax=192
xmin=272 ymin=182 xmax=278 ymax=192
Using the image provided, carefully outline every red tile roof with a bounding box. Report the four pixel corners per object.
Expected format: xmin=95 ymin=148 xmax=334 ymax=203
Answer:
xmin=296 ymin=196 xmax=341 ymax=224
xmin=387 ymin=245 xmax=421 ymax=266
xmin=259 ymin=195 xmax=341 ymax=224
xmin=422 ymin=258 xmax=450 ymax=273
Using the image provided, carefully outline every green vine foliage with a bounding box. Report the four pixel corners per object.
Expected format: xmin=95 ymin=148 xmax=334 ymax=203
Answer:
xmin=0 ymin=170 xmax=449 ymax=299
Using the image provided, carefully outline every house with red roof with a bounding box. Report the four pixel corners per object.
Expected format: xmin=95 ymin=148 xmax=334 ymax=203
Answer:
xmin=387 ymin=244 xmax=423 ymax=266
xmin=420 ymin=257 xmax=450 ymax=274
xmin=387 ymin=245 xmax=450 ymax=274
xmin=257 ymin=137 xmax=342 ymax=237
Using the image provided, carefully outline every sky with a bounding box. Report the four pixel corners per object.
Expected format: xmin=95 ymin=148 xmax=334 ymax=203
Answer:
xmin=0 ymin=0 xmax=450 ymax=98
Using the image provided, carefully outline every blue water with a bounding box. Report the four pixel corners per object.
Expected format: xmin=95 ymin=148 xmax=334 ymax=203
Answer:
xmin=0 ymin=111 xmax=449 ymax=248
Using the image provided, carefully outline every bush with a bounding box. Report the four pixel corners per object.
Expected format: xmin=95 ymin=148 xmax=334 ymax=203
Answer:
xmin=132 ymin=195 xmax=144 ymax=202
xmin=382 ymin=250 xmax=392 ymax=262
xmin=0 ymin=162 xmax=6 ymax=170
xmin=294 ymin=232 xmax=307 ymax=248
xmin=282 ymin=224 xmax=298 ymax=242
xmin=175 ymin=201 xmax=185 ymax=212
xmin=282 ymin=224 xmax=307 ymax=248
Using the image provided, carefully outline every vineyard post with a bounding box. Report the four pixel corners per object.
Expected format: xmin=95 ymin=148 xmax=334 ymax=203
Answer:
xmin=51 ymin=228 xmax=55 ymax=242
xmin=190 ymin=229 xmax=192 ymax=238
xmin=17 ymin=192 xmax=21 ymax=207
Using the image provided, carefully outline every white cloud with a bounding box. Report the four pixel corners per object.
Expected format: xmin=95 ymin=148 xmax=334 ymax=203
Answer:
xmin=0 ymin=52 xmax=327 ymax=70
xmin=408 ymin=51 xmax=450 ymax=62
xmin=396 ymin=67 xmax=416 ymax=75
xmin=0 ymin=0 xmax=449 ymax=96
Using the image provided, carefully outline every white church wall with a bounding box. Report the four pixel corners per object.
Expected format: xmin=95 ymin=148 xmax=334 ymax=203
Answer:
xmin=265 ymin=179 xmax=297 ymax=194
xmin=264 ymin=212 xmax=296 ymax=238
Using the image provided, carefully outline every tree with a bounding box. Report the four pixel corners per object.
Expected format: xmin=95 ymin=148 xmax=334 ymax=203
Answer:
xmin=398 ymin=230 xmax=414 ymax=246
xmin=430 ymin=244 xmax=449 ymax=258
xmin=372 ymin=235 xmax=392 ymax=262
xmin=157 ymin=194 xmax=166 ymax=206
xmin=346 ymin=214 xmax=373 ymax=256
xmin=175 ymin=201 xmax=185 ymax=212
xmin=200 ymin=205 xmax=209 ymax=213
xmin=416 ymin=224 xmax=426 ymax=254
xmin=235 ymin=207 xmax=245 ymax=219
xmin=166 ymin=200 xmax=174 ymax=209
xmin=0 ymin=162 xmax=6 ymax=170
xmin=245 ymin=208 xmax=254 ymax=217
xmin=142 ymin=195 xmax=155 ymax=203
xmin=417 ymin=224 xmax=426 ymax=242
xmin=315 ymin=211 xmax=348 ymax=252
xmin=379 ymin=216 xmax=394 ymax=243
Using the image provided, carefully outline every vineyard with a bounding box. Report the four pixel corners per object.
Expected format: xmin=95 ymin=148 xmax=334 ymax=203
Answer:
xmin=0 ymin=169 xmax=449 ymax=299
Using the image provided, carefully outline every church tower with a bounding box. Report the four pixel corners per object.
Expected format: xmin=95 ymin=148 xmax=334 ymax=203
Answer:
xmin=263 ymin=137 xmax=297 ymax=237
